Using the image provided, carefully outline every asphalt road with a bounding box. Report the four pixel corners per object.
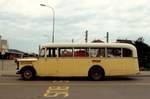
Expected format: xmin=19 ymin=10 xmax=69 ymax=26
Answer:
xmin=0 ymin=60 xmax=150 ymax=99
xmin=0 ymin=76 xmax=150 ymax=99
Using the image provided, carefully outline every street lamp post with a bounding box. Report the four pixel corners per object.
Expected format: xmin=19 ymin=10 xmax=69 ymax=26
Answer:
xmin=40 ymin=4 xmax=55 ymax=43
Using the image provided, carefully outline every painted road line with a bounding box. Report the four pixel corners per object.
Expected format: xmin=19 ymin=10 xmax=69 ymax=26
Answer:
xmin=44 ymin=86 xmax=69 ymax=97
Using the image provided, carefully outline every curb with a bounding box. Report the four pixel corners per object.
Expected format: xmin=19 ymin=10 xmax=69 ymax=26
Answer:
xmin=136 ymin=74 xmax=150 ymax=77
xmin=137 ymin=71 xmax=150 ymax=77
xmin=1 ymin=74 xmax=19 ymax=77
xmin=0 ymin=71 xmax=18 ymax=77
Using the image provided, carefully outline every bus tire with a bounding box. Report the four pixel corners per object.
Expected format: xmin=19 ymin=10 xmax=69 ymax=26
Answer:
xmin=21 ymin=67 xmax=35 ymax=80
xmin=88 ymin=66 xmax=105 ymax=81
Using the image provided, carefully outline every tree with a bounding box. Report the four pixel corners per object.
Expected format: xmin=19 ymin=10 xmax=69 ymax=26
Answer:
xmin=91 ymin=39 xmax=104 ymax=43
xmin=134 ymin=37 xmax=150 ymax=69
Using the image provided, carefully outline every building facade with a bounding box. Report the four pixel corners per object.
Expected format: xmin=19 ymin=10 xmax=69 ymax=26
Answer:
xmin=0 ymin=35 xmax=8 ymax=55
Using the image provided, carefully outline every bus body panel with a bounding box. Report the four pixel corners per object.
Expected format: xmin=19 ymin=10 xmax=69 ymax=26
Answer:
xmin=32 ymin=57 xmax=139 ymax=77
xmin=57 ymin=58 xmax=108 ymax=76
xmin=106 ymin=58 xmax=139 ymax=76
xmin=33 ymin=58 xmax=58 ymax=76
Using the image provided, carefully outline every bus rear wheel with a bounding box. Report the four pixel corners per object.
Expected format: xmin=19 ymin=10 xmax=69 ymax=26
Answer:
xmin=88 ymin=66 xmax=104 ymax=81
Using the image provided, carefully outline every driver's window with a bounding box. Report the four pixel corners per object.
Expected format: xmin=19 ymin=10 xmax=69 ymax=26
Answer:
xmin=39 ymin=48 xmax=45 ymax=57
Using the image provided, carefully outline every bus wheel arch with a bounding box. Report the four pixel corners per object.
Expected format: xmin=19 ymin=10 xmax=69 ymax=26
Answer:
xmin=20 ymin=66 xmax=36 ymax=80
xmin=88 ymin=65 xmax=105 ymax=81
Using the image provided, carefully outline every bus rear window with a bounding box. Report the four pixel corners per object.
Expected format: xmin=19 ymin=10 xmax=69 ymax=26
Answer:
xmin=123 ymin=48 xmax=132 ymax=57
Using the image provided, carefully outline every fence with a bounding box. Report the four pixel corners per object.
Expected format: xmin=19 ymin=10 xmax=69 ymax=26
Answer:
xmin=0 ymin=60 xmax=16 ymax=75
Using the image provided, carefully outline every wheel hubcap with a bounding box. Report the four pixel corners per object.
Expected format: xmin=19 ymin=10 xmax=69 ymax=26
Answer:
xmin=24 ymin=70 xmax=32 ymax=79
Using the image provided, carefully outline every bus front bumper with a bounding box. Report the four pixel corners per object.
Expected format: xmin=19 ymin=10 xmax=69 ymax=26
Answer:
xmin=16 ymin=69 xmax=21 ymax=74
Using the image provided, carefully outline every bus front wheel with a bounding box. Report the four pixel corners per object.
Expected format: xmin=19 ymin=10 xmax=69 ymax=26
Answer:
xmin=21 ymin=68 xmax=35 ymax=80
xmin=88 ymin=66 xmax=105 ymax=81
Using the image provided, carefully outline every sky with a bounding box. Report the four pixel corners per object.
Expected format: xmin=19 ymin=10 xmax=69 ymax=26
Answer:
xmin=0 ymin=0 xmax=150 ymax=53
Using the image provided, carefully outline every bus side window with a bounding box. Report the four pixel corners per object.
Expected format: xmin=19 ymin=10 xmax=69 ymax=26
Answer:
xmin=46 ymin=48 xmax=57 ymax=57
xmin=123 ymin=48 xmax=132 ymax=57
xmin=59 ymin=48 xmax=73 ymax=57
xmin=90 ymin=48 xmax=105 ymax=58
xmin=107 ymin=48 xmax=121 ymax=58
xmin=96 ymin=48 xmax=105 ymax=57
xmin=74 ymin=48 xmax=89 ymax=57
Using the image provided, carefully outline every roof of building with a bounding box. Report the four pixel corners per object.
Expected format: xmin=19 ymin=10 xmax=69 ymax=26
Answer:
xmin=7 ymin=49 xmax=26 ymax=55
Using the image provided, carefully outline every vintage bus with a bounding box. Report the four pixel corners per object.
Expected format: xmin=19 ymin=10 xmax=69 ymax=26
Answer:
xmin=15 ymin=43 xmax=139 ymax=80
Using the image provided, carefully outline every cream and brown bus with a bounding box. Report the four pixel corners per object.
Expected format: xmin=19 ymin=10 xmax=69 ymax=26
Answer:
xmin=15 ymin=43 xmax=139 ymax=80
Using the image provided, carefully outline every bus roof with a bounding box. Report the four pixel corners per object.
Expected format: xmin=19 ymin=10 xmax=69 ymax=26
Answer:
xmin=40 ymin=43 xmax=135 ymax=49
xmin=40 ymin=43 xmax=137 ymax=57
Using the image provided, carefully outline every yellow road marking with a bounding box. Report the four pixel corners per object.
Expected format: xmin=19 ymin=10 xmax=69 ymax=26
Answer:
xmin=52 ymin=80 xmax=70 ymax=83
xmin=44 ymin=86 xmax=69 ymax=97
